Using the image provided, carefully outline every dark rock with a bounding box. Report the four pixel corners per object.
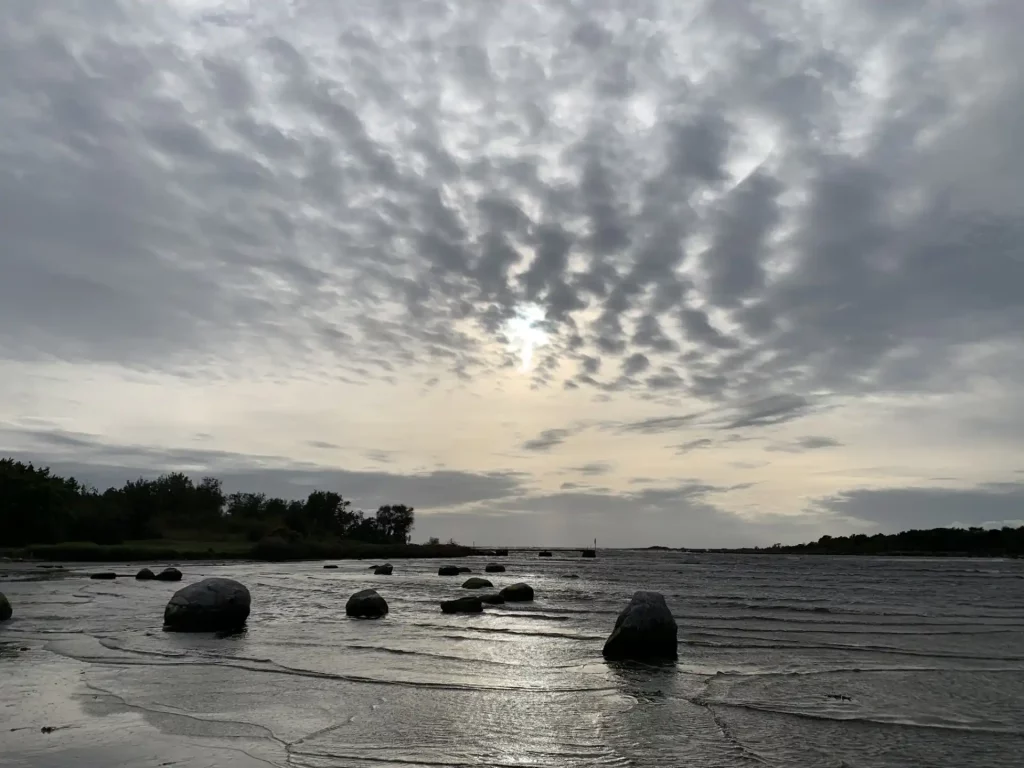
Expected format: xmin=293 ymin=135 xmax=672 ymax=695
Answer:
xmin=602 ymin=591 xmax=678 ymax=662
xmin=155 ymin=567 xmax=183 ymax=582
xmin=499 ymin=583 xmax=534 ymax=602
xmin=479 ymin=592 xmax=505 ymax=605
xmin=581 ymin=549 xmax=596 ymax=558
xmin=438 ymin=565 xmax=460 ymax=576
xmin=484 ymin=563 xmax=506 ymax=573
xmin=90 ymin=572 xmax=117 ymax=580
xmin=136 ymin=568 xmax=156 ymax=580
xmin=163 ymin=578 xmax=251 ymax=632
xmin=346 ymin=589 xmax=388 ymax=619
xmin=374 ymin=564 xmax=394 ymax=575
xmin=462 ymin=577 xmax=492 ymax=589
xmin=538 ymin=550 xmax=552 ymax=557
xmin=457 ymin=567 xmax=472 ymax=574
xmin=566 ymin=573 xmax=581 ymax=579
xmin=440 ymin=596 xmax=483 ymax=614
xmin=0 ymin=592 xmax=11 ymax=622
xmin=324 ymin=564 xmax=338 ymax=569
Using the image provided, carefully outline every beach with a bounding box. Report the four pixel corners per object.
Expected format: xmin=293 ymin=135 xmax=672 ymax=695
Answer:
xmin=2 ymin=552 xmax=1023 ymax=767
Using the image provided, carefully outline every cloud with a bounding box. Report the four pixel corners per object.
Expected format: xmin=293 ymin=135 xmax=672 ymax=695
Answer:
xmin=520 ymin=428 xmax=573 ymax=452
xmin=766 ymin=436 xmax=843 ymax=453
xmin=675 ymin=438 xmax=713 ymax=455
xmin=1 ymin=426 xmax=525 ymax=511
xmin=2 ymin=1 xmax=1023 ymax=546
xmin=815 ymin=483 xmax=1024 ymax=531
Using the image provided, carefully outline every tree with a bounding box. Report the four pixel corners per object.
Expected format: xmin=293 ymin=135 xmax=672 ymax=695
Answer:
xmin=375 ymin=504 xmax=415 ymax=544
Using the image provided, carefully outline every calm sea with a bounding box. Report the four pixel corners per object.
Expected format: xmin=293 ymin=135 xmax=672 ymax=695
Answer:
xmin=2 ymin=551 xmax=1023 ymax=767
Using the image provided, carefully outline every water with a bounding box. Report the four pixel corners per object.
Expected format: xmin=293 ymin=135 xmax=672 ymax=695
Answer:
xmin=2 ymin=552 xmax=1023 ymax=767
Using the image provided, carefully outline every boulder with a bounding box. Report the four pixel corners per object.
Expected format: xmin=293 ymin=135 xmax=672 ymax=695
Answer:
xmin=163 ymin=578 xmax=251 ymax=632
xmin=462 ymin=577 xmax=492 ymax=589
xmin=155 ymin=567 xmax=182 ymax=582
xmin=346 ymin=589 xmax=388 ymax=619
xmin=438 ymin=565 xmax=460 ymax=576
xmin=457 ymin=567 xmax=472 ymax=574
xmin=0 ymin=592 xmax=11 ymax=622
xmin=602 ymin=591 xmax=678 ymax=662
xmin=484 ymin=563 xmax=506 ymax=573
xmin=90 ymin=572 xmax=117 ymax=580
xmin=323 ymin=564 xmax=338 ymax=569
xmin=538 ymin=550 xmax=552 ymax=557
xmin=374 ymin=564 xmax=394 ymax=575
xmin=135 ymin=568 xmax=156 ymax=580
xmin=479 ymin=592 xmax=505 ymax=605
xmin=499 ymin=583 xmax=534 ymax=602
xmin=440 ymin=596 xmax=483 ymax=614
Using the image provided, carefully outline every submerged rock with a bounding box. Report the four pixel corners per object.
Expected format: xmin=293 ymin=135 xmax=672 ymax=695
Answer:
xmin=163 ymin=578 xmax=251 ymax=632
xmin=374 ymin=564 xmax=394 ymax=575
xmin=457 ymin=567 xmax=472 ymax=574
xmin=462 ymin=577 xmax=492 ymax=589
xmin=484 ymin=563 xmax=506 ymax=573
xmin=323 ymin=564 xmax=338 ymax=569
xmin=135 ymin=568 xmax=156 ymax=580
xmin=440 ymin=596 xmax=483 ymax=614
xmin=438 ymin=565 xmax=460 ymax=576
xmin=479 ymin=592 xmax=505 ymax=605
xmin=346 ymin=589 xmax=388 ymax=619
xmin=90 ymin=572 xmax=117 ymax=580
xmin=499 ymin=583 xmax=534 ymax=602
xmin=602 ymin=591 xmax=677 ymax=662
xmin=538 ymin=550 xmax=552 ymax=557
xmin=0 ymin=592 xmax=11 ymax=622
xmin=155 ymin=567 xmax=182 ymax=582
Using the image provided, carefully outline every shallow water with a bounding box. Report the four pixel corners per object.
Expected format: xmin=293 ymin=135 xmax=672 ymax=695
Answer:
xmin=2 ymin=552 xmax=1023 ymax=767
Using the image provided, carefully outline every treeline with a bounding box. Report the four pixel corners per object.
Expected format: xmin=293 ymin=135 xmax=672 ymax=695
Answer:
xmin=753 ymin=527 xmax=1024 ymax=557
xmin=0 ymin=458 xmax=415 ymax=550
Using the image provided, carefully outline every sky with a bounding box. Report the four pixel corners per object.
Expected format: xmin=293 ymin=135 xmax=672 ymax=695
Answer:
xmin=2 ymin=0 xmax=1023 ymax=547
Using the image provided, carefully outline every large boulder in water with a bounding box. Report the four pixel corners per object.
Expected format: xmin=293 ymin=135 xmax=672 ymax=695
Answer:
xmin=438 ymin=565 xmax=460 ymax=576
xmin=602 ymin=591 xmax=677 ymax=662
xmin=484 ymin=563 xmax=505 ymax=573
xmin=346 ymin=589 xmax=388 ymax=619
xmin=462 ymin=577 xmax=492 ymax=589
xmin=499 ymin=583 xmax=534 ymax=602
xmin=0 ymin=592 xmax=11 ymax=622
xmin=441 ymin=596 xmax=483 ymax=614
xmin=163 ymin=578 xmax=251 ymax=632
xmin=155 ymin=567 xmax=182 ymax=582
xmin=135 ymin=568 xmax=156 ymax=580
xmin=374 ymin=564 xmax=394 ymax=575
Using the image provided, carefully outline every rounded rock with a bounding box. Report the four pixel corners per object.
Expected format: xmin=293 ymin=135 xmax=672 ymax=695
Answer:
xmin=484 ymin=563 xmax=506 ymax=573
xmin=499 ymin=583 xmax=534 ymax=602
xmin=346 ymin=589 xmax=388 ymax=619
xmin=135 ymin=568 xmax=156 ymax=580
xmin=163 ymin=578 xmax=251 ymax=633
xmin=602 ymin=591 xmax=678 ymax=662
xmin=462 ymin=577 xmax=492 ymax=590
xmin=438 ymin=565 xmax=460 ymax=576
xmin=155 ymin=567 xmax=183 ymax=582
xmin=374 ymin=564 xmax=394 ymax=575
xmin=0 ymin=592 xmax=11 ymax=622
xmin=479 ymin=592 xmax=505 ymax=605
xmin=440 ymin=596 xmax=483 ymax=614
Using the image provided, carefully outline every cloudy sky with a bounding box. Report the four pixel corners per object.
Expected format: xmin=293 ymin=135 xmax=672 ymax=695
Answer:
xmin=2 ymin=0 xmax=1023 ymax=547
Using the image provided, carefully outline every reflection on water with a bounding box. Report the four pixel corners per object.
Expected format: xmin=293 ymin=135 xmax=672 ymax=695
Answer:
xmin=2 ymin=552 xmax=1023 ymax=766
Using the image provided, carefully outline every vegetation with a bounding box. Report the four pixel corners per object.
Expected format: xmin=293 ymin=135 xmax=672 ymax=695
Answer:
xmin=689 ymin=526 xmax=1024 ymax=557
xmin=0 ymin=458 xmax=466 ymax=562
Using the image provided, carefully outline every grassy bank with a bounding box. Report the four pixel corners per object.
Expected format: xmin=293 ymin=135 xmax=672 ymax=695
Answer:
xmin=2 ymin=538 xmax=478 ymax=563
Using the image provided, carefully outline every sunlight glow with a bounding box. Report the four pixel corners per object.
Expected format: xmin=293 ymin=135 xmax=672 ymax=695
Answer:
xmin=504 ymin=304 xmax=549 ymax=373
